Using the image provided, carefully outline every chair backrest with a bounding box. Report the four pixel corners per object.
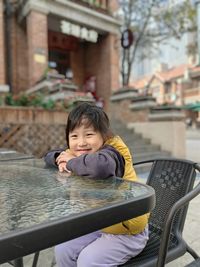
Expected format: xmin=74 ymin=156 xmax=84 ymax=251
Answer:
xmin=146 ymin=158 xmax=196 ymax=235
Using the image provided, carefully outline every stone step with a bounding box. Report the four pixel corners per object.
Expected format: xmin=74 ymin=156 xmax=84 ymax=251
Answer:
xmin=133 ymin=151 xmax=171 ymax=163
xmin=113 ymin=131 xmax=142 ymax=140
xmin=110 ymin=119 xmax=171 ymax=174
xmin=121 ymin=135 xmax=151 ymax=144
xmin=128 ymin=144 xmax=161 ymax=153
xmin=123 ymin=137 xmax=151 ymax=145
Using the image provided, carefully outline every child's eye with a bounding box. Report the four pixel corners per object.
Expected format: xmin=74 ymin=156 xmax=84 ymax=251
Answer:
xmin=87 ymin=133 xmax=94 ymax=136
xmin=70 ymin=135 xmax=77 ymax=138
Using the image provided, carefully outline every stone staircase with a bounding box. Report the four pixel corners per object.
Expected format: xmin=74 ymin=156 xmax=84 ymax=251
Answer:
xmin=110 ymin=120 xmax=171 ymax=174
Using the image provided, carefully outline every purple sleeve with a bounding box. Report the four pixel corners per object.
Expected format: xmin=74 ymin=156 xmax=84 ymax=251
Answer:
xmin=44 ymin=149 xmax=64 ymax=167
xmin=66 ymin=146 xmax=125 ymax=179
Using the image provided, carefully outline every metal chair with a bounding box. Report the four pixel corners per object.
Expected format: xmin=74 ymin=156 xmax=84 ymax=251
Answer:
xmin=7 ymin=253 xmax=40 ymax=267
xmin=120 ymin=158 xmax=200 ymax=267
xmin=17 ymin=158 xmax=200 ymax=267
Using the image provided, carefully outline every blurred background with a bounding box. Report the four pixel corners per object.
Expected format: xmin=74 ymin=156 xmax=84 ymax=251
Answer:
xmin=0 ymin=0 xmax=199 ymax=164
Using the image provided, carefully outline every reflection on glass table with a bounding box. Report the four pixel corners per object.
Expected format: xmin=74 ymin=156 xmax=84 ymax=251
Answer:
xmin=0 ymin=148 xmax=34 ymax=161
xmin=0 ymin=159 xmax=155 ymax=265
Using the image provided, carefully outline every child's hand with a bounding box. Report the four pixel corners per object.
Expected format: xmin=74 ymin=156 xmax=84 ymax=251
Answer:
xmin=56 ymin=151 xmax=75 ymax=172
xmin=58 ymin=162 xmax=69 ymax=173
xmin=56 ymin=151 xmax=75 ymax=165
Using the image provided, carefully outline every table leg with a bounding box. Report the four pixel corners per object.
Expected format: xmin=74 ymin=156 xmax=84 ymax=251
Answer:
xmin=32 ymin=251 xmax=40 ymax=267
xmin=13 ymin=258 xmax=24 ymax=267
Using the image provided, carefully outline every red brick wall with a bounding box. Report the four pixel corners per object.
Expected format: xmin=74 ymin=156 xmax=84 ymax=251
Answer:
xmin=70 ymin=43 xmax=85 ymax=88
xmin=84 ymin=33 xmax=120 ymax=110
xmin=16 ymin=24 xmax=29 ymax=92
xmin=27 ymin=10 xmax=48 ymax=87
xmin=68 ymin=33 xmax=120 ymax=110
xmin=0 ymin=0 xmax=5 ymax=84
xmin=109 ymin=34 xmax=120 ymax=92
xmin=109 ymin=100 xmax=150 ymax=123
xmin=4 ymin=7 xmax=120 ymax=109
xmin=9 ymin=15 xmax=29 ymax=93
xmin=108 ymin=0 xmax=119 ymax=13
xmin=10 ymin=16 xmax=18 ymax=92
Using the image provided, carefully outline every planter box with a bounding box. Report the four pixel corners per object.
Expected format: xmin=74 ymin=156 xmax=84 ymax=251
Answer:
xmin=0 ymin=106 xmax=68 ymax=124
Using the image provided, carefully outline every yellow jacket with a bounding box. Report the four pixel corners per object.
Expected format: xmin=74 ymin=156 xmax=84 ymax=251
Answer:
xmin=102 ymin=136 xmax=149 ymax=235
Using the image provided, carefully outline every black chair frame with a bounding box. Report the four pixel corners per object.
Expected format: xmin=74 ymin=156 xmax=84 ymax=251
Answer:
xmin=121 ymin=157 xmax=200 ymax=267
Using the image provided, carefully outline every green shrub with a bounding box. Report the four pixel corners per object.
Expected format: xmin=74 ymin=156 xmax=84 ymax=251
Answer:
xmin=4 ymin=93 xmax=56 ymax=109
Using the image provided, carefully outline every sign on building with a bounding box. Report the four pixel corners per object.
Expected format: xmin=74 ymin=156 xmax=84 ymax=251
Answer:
xmin=60 ymin=20 xmax=98 ymax=43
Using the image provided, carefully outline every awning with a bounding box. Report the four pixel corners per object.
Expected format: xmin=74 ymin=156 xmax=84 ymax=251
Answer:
xmin=182 ymin=102 xmax=200 ymax=111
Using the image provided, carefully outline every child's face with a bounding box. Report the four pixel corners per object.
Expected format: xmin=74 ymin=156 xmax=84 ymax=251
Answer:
xmin=68 ymin=122 xmax=104 ymax=157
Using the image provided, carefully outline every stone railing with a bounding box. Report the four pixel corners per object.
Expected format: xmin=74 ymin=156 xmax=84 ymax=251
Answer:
xmin=110 ymin=90 xmax=186 ymax=158
xmin=128 ymin=106 xmax=186 ymax=158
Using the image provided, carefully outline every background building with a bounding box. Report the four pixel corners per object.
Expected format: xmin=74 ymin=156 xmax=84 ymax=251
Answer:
xmin=131 ymin=0 xmax=196 ymax=80
xmin=0 ymin=0 xmax=121 ymax=109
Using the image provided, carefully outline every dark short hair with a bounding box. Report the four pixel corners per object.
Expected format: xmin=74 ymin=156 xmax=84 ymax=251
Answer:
xmin=65 ymin=102 xmax=113 ymax=147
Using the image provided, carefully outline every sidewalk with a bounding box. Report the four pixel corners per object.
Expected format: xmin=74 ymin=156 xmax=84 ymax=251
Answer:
xmin=166 ymin=180 xmax=200 ymax=266
xmin=185 ymin=128 xmax=200 ymax=164
xmin=166 ymin=129 xmax=200 ymax=266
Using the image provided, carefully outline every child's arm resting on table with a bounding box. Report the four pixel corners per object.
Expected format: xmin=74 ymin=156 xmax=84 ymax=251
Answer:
xmin=44 ymin=149 xmax=64 ymax=167
xmin=66 ymin=145 xmax=125 ymax=179
xmin=56 ymin=150 xmax=75 ymax=173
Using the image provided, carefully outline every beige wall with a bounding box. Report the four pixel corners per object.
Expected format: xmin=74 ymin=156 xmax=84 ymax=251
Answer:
xmin=128 ymin=121 xmax=186 ymax=158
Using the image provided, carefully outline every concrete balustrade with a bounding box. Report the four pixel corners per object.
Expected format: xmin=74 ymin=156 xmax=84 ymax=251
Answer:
xmin=128 ymin=108 xmax=186 ymax=158
xmin=110 ymin=90 xmax=186 ymax=158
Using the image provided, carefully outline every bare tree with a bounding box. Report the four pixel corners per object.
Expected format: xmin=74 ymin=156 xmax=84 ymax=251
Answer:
xmin=118 ymin=0 xmax=196 ymax=86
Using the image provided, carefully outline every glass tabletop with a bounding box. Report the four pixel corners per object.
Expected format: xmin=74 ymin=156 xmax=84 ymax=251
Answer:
xmin=0 ymin=148 xmax=34 ymax=161
xmin=0 ymin=158 xmax=151 ymax=236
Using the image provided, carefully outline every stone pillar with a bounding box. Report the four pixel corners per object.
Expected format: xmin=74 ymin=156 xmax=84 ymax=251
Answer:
xmin=129 ymin=95 xmax=157 ymax=122
xmin=0 ymin=0 xmax=6 ymax=85
xmin=109 ymin=88 xmax=139 ymax=121
xmin=130 ymin=95 xmax=156 ymax=109
xmin=27 ymin=10 xmax=48 ymax=87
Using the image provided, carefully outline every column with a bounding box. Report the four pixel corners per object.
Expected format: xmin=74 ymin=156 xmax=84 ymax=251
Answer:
xmin=0 ymin=0 xmax=6 ymax=85
xmin=27 ymin=10 xmax=48 ymax=87
xmin=97 ymin=33 xmax=120 ymax=111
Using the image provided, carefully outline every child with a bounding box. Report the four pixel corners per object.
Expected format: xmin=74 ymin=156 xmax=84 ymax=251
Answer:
xmin=44 ymin=102 xmax=149 ymax=267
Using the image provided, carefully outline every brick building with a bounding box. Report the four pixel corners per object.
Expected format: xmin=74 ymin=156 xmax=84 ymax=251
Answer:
xmin=130 ymin=64 xmax=200 ymax=106
xmin=0 ymin=0 xmax=121 ymax=109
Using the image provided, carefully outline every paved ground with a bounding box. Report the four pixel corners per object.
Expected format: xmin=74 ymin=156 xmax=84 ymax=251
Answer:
xmin=186 ymin=128 xmax=200 ymax=164
xmin=1 ymin=129 xmax=200 ymax=267
xmin=166 ymin=128 xmax=200 ymax=266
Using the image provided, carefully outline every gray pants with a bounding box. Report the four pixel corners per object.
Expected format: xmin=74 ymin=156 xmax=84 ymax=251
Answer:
xmin=55 ymin=227 xmax=148 ymax=267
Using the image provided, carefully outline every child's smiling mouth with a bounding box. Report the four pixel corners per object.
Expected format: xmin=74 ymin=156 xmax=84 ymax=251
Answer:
xmin=76 ymin=149 xmax=92 ymax=155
